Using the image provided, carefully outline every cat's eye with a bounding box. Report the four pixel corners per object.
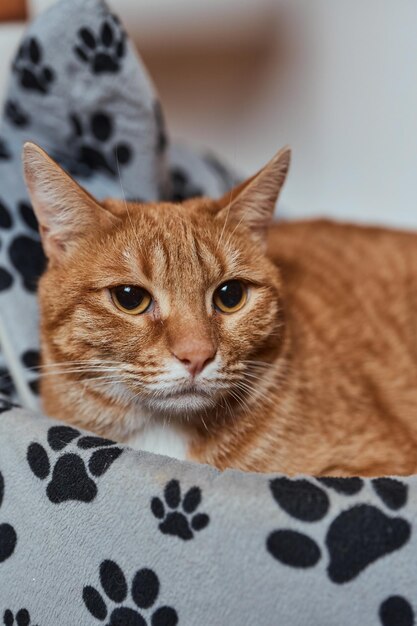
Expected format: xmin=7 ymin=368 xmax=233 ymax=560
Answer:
xmin=213 ymin=280 xmax=247 ymax=314
xmin=110 ymin=285 xmax=152 ymax=315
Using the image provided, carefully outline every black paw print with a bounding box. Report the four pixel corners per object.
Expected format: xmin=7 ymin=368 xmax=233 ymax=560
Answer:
xmin=169 ymin=168 xmax=203 ymax=202
xmin=379 ymin=595 xmax=414 ymax=626
xmin=3 ymin=609 xmax=38 ymax=626
xmin=18 ymin=201 xmax=38 ymax=233
xmin=267 ymin=476 xmax=411 ymax=584
xmin=0 ymin=137 xmax=12 ymax=160
xmin=0 ymin=397 xmax=19 ymax=414
xmin=4 ymin=100 xmax=30 ymax=128
xmin=0 ymin=268 xmax=13 ymax=292
xmin=151 ymin=479 xmax=209 ymax=540
xmin=0 ymin=471 xmax=17 ymax=564
xmin=0 ymin=199 xmax=13 ymax=230
xmin=8 ymin=234 xmax=46 ymax=293
xmin=74 ymin=16 xmax=126 ymax=75
xmin=83 ymin=559 xmax=178 ymax=625
xmin=13 ymin=37 xmax=54 ymax=95
xmin=26 ymin=426 xmax=123 ymax=503
xmin=154 ymin=101 xmax=168 ymax=155
xmin=0 ymin=367 xmax=15 ymax=398
xmin=68 ymin=111 xmax=132 ymax=178
xmin=21 ymin=350 xmax=40 ymax=396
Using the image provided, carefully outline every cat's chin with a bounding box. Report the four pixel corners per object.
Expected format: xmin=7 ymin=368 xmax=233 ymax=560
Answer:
xmin=143 ymin=391 xmax=216 ymax=417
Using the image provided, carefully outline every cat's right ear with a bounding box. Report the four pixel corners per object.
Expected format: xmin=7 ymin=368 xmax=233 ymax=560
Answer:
xmin=215 ymin=146 xmax=291 ymax=247
xmin=22 ymin=142 xmax=119 ymax=265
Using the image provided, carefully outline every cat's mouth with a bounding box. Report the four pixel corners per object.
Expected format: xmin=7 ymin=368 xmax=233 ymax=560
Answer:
xmin=145 ymin=392 xmax=215 ymax=415
xmin=142 ymin=380 xmax=220 ymax=415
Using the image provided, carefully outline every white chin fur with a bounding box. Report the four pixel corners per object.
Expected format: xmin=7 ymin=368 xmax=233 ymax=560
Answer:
xmin=145 ymin=392 xmax=215 ymax=415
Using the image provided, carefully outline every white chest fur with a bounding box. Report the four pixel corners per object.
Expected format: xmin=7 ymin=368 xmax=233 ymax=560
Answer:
xmin=126 ymin=422 xmax=189 ymax=461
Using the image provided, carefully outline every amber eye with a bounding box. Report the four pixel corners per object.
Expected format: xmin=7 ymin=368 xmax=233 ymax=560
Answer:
xmin=213 ymin=280 xmax=247 ymax=314
xmin=110 ymin=285 xmax=152 ymax=315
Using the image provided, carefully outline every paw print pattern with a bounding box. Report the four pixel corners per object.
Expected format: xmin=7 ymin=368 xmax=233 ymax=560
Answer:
xmin=153 ymin=101 xmax=168 ymax=155
xmin=3 ymin=609 xmax=38 ymax=626
xmin=83 ymin=559 xmax=178 ymax=625
xmin=12 ymin=37 xmax=54 ymax=95
xmin=26 ymin=426 xmax=123 ymax=503
xmin=0 ymin=367 xmax=15 ymax=398
xmin=151 ymin=479 xmax=209 ymax=540
xmin=8 ymin=235 xmax=46 ymax=293
xmin=169 ymin=168 xmax=203 ymax=202
xmin=74 ymin=16 xmax=126 ymax=75
xmin=0 ymin=471 xmax=17 ymax=564
xmin=267 ymin=476 xmax=411 ymax=584
xmin=379 ymin=595 xmax=414 ymax=626
xmin=21 ymin=350 xmax=40 ymax=396
xmin=0 ymin=200 xmax=13 ymax=230
xmin=0 ymin=137 xmax=12 ymax=161
xmin=18 ymin=201 xmax=38 ymax=233
xmin=4 ymin=100 xmax=30 ymax=128
xmin=0 ymin=397 xmax=19 ymax=414
xmin=68 ymin=111 xmax=132 ymax=178
xmin=0 ymin=268 xmax=13 ymax=292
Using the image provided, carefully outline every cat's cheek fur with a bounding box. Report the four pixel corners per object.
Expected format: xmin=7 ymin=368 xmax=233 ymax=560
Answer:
xmin=218 ymin=288 xmax=282 ymax=360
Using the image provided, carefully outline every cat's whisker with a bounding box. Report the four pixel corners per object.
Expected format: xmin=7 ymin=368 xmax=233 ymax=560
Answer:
xmin=35 ymin=358 xmax=125 ymax=366
xmin=240 ymin=359 xmax=272 ymax=367
xmin=242 ymin=368 xmax=272 ymax=380
xmin=242 ymin=365 xmax=272 ymax=375
xmin=34 ymin=362 xmax=125 ymax=370
xmin=228 ymin=386 xmax=249 ymax=414
xmin=115 ymin=153 xmax=144 ymax=255
xmin=234 ymin=380 xmax=275 ymax=408
xmin=228 ymin=369 xmax=269 ymax=384
xmin=219 ymin=395 xmax=234 ymax=422
xmin=36 ymin=362 xmax=161 ymax=378
xmin=222 ymin=394 xmax=240 ymax=426
xmin=33 ymin=360 xmax=128 ymax=372
xmin=234 ymin=379 xmax=263 ymax=398
xmin=216 ymin=197 xmax=232 ymax=252
xmin=223 ymin=211 xmax=248 ymax=250
xmin=239 ymin=373 xmax=269 ymax=386
xmin=50 ymin=373 xmax=139 ymax=389
xmin=200 ymin=412 xmax=209 ymax=432
xmin=82 ymin=373 xmax=139 ymax=383
xmin=37 ymin=367 xmax=126 ymax=378
xmin=216 ymin=163 xmax=241 ymax=251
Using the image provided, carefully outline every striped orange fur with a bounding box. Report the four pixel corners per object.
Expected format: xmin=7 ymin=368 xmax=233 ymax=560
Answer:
xmin=23 ymin=142 xmax=417 ymax=476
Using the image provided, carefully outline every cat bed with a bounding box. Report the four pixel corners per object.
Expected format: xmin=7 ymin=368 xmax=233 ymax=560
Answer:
xmin=0 ymin=1 xmax=414 ymax=625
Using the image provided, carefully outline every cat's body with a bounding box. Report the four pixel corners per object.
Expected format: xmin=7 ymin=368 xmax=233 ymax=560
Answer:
xmin=197 ymin=219 xmax=417 ymax=475
xmin=23 ymin=143 xmax=417 ymax=476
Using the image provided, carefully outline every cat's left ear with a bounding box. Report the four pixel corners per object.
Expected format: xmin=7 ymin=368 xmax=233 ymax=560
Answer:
xmin=216 ymin=146 xmax=291 ymax=245
xmin=23 ymin=142 xmax=119 ymax=265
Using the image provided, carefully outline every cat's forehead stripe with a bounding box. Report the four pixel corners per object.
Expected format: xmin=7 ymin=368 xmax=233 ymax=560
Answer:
xmin=105 ymin=206 xmax=251 ymax=289
xmin=138 ymin=222 xmax=225 ymax=287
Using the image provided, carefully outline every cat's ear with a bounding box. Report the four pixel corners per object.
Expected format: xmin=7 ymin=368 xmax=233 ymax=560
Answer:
xmin=22 ymin=142 xmax=119 ymax=264
xmin=216 ymin=146 xmax=291 ymax=244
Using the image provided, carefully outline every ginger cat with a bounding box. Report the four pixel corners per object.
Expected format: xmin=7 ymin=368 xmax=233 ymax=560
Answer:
xmin=23 ymin=142 xmax=417 ymax=476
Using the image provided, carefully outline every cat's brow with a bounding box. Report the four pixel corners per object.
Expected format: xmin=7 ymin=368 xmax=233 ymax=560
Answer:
xmin=89 ymin=268 xmax=151 ymax=290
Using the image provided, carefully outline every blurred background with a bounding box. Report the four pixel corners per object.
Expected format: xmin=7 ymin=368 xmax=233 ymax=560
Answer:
xmin=1 ymin=0 xmax=416 ymax=227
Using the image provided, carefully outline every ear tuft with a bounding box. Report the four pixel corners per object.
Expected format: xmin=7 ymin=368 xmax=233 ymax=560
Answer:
xmin=23 ymin=142 xmax=118 ymax=264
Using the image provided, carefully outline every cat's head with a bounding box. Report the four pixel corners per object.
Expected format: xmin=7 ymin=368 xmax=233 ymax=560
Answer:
xmin=23 ymin=142 xmax=290 ymax=431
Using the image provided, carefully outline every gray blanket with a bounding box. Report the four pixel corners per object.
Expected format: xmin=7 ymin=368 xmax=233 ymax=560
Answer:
xmin=0 ymin=1 xmax=414 ymax=625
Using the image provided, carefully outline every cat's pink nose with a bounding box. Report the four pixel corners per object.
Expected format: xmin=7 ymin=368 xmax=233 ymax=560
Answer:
xmin=172 ymin=339 xmax=216 ymax=378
